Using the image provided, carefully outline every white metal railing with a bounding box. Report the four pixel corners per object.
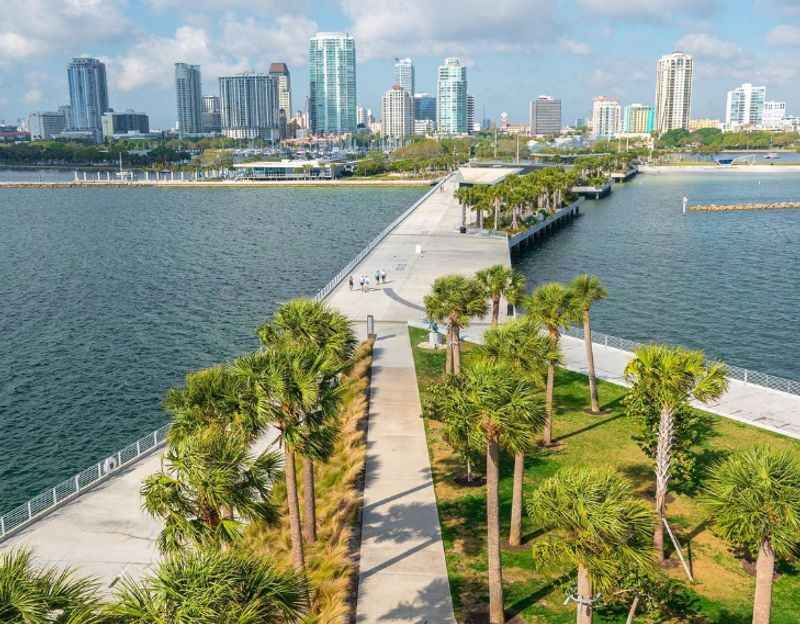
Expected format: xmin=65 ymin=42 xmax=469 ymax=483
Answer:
xmin=313 ymin=174 xmax=451 ymax=302
xmin=563 ymin=326 xmax=800 ymax=396
xmin=0 ymin=423 xmax=170 ymax=542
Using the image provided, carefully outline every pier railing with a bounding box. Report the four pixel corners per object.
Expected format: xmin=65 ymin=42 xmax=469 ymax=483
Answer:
xmin=0 ymin=423 xmax=171 ymax=541
xmin=563 ymin=326 xmax=800 ymax=396
xmin=314 ymin=174 xmax=451 ymax=302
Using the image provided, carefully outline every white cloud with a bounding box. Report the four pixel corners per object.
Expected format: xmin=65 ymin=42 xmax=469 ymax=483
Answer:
xmin=577 ymin=0 xmax=717 ymax=21
xmin=340 ymin=0 xmax=558 ymax=61
xmin=766 ymin=24 xmax=800 ymax=46
xmin=559 ymin=38 xmax=591 ymax=56
xmin=0 ymin=0 xmax=129 ymax=61
xmin=675 ymin=33 xmax=741 ymax=60
xmin=24 ymin=88 xmax=43 ymax=105
xmin=220 ymin=15 xmax=317 ymax=67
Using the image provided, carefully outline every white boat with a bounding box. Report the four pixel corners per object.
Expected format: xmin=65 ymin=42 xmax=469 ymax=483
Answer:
xmin=764 ymin=153 xmax=780 ymax=160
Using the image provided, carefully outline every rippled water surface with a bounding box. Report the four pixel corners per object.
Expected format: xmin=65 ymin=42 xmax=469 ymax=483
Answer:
xmin=0 ymin=185 xmax=425 ymax=510
xmin=515 ymin=171 xmax=800 ymax=379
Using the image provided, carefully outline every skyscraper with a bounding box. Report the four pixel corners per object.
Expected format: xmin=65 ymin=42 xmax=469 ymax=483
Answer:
xmin=269 ymin=63 xmax=292 ymax=118
xmin=393 ymin=58 xmax=414 ymax=97
xmin=725 ymin=83 xmax=766 ymax=129
xmin=356 ymin=105 xmax=368 ymax=127
xmin=309 ymin=32 xmax=357 ymax=134
xmin=466 ymin=95 xmax=476 ymax=134
xmin=219 ymin=73 xmax=278 ymax=140
xmin=591 ymin=96 xmax=621 ymax=139
xmin=175 ymin=63 xmax=203 ymax=135
xmin=529 ymin=95 xmax=562 ymax=135
xmin=436 ymin=57 xmax=467 ymax=135
xmin=655 ymin=52 xmax=693 ymax=133
xmin=414 ymin=94 xmax=436 ymax=123
xmin=201 ymin=95 xmax=222 ymax=133
xmin=381 ymin=85 xmax=413 ymax=140
xmin=622 ymin=103 xmax=655 ymax=133
xmin=66 ymin=57 xmax=109 ymax=141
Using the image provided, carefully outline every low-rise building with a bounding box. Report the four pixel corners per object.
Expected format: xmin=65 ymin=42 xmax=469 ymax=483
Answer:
xmin=688 ymin=118 xmax=722 ymax=131
xmin=232 ymin=159 xmax=344 ymax=180
xmin=763 ymin=101 xmax=786 ymax=130
xmin=414 ymin=119 xmax=435 ymax=136
xmin=101 ymin=111 xmax=150 ymax=139
xmin=28 ymin=111 xmax=67 ymax=140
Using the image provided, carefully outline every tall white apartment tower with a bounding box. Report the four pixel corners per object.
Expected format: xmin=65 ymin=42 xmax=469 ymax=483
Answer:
xmin=381 ymin=85 xmax=414 ymax=140
xmin=591 ymin=96 xmax=621 ymax=139
xmin=393 ymin=58 xmax=414 ymax=97
xmin=655 ymin=52 xmax=693 ymax=133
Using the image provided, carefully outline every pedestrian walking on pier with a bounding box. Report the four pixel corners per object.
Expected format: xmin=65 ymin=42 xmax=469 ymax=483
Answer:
xmin=375 ymin=270 xmax=380 ymax=285
xmin=349 ymin=275 xmax=354 ymax=290
xmin=365 ymin=276 xmax=371 ymax=292
xmin=359 ymin=275 xmax=365 ymax=292
xmin=380 ymin=269 xmax=387 ymax=283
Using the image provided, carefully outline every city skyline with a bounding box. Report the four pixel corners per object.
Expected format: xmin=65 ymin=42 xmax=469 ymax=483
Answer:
xmin=1 ymin=2 xmax=799 ymax=129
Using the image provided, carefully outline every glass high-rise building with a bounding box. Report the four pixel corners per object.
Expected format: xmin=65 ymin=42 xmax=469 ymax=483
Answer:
xmin=393 ymin=58 xmax=414 ymax=97
xmin=655 ymin=52 xmax=693 ymax=133
xmin=725 ymin=83 xmax=766 ymax=129
xmin=623 ymin=103 xmax=655 ymax=133
xmin=219 ymin=73 xmax=278 ymax=140
xmin=67 ymin=57 xmax=109 ymax=141
xmin=414 ymin=93 xmax=436 ymax=123
xmin=175 ymin=63 xmax=203 ymax=135
xmin=309 ymin=32 xmax=357 ymax=134
xmin=201 ymin=95 xmax=222 ymax=133
xmin=436 ymin=57 xmax=467 ymax=135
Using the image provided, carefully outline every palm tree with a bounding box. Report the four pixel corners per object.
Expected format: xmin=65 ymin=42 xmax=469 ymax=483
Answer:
xmin=142 ymin=426 xmax=282 ymax=553
xmin=258 ymin=299 xmax=356 ymax=544
xmin=568 ymin=274 xmax=608 ymax=414
xmin=233 ymin=345 xmax=337 ymax=574
xmin=110 ymin=548 xmax=308 ymax=623
xmin=704 ymin=447 xmax=800 ymax=624
xmin=528 ymin=468 xmax=653 ymax=624
xmin=424 ymin=275 xmax=487 ymax=375
xmin=0 ymin=548 xmax=102 ymax=623
xmin=430 ymin=359 xmax=544 ymax=624
xmin=476 ymin=265 xmax=526 ymax=326
xmin=624 ymin=344 xmax=728 ymax=563
xmin=523 ymin=282 xmax=575 ymax=445
xmin=483 ymin=317 xmax=550 ymax=547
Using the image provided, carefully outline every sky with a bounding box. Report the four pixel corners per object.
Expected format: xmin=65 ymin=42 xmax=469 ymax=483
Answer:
xmin=1 ymin=0 xmax=799 ymax=129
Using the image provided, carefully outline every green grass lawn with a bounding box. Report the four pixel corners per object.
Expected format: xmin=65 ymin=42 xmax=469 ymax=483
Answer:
xmin=408 ymin=327 xmax=800 ymax=623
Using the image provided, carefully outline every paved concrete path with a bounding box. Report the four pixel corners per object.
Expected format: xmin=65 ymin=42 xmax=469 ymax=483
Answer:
xmin=354 ymin=325 xmax=456 ymax=623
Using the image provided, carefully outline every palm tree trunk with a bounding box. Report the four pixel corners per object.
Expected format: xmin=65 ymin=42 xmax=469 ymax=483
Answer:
xmin=445 ymin=326 xmax=453 ymax=375
xmin=583 ymin=310 xmax=600 ymax=413
xmin=492 ymin=296 xmax=500 ymax=326
xmin=302 ymin=456 xmax=317 ymax=544
xmin=654 ymin=406 xmax=674 ymax=563
xmin=752 ymin=538 xmax=775 ymax=624
xmin=284 ymin=447 xmax=306 ymax=572
xmin=576 ymin=565 xmax=592 ymax=624
xmin=508 ymin=452 xmax=524 ymax=547
xmin=544 ymin=363 xmax=555 ymax=445
xmin=486 ymin=439 xmax=505 ymax=624
xmin=493 ymin=199 xmax=499 ymax=231
xmin=625 ymin=595 xmax=639 ymax=624
xmin=452 ymin=326 xmax=461 ymax=375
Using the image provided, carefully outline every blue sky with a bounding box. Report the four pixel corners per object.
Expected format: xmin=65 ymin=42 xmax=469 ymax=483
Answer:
xmin=1 ymin=0 xmax=799 ymax=129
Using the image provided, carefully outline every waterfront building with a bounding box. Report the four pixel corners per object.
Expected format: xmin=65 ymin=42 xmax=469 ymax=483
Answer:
xmin=201 ymin=95 xmax=221 ymax=133
xmin=414 ymin=93 xmax=436 ymax=123
xmin=655 ymin=52 xmax=693 ymax=133
xmin=219 ymin=73 xmax=278 ymax=140
xmin=233 ymin=159 xmax=344 ymax=180
xmin=762 ymin=100 xmax=786 ymax=130
xmin=688 ymin=118 xmax=722 ymax=130
xmin=101 ymin=110 xmax=150 ymax=139
xmin=467 ymin=95 xmax=476 ymax=134
xmin=175 ymin=63 xmax=203 ymax=135
xmin=725 ymin=83 xmax=766 ymax=130
xmin=591 ymin=96 xmax=621 ymax=139
xmin=436 ymin=57 xmax=467 ymax=135
xmin=309 ymin=32 xmax=357 ymax=134
xmin=382 ymin=85 xmax=414 ymax=140
xmin=414 ymin=119 xmax=435 ymax=136
xmin=529 ymin=95 xmax=562 ymax=136
xmin=28 ymin=111 xmax=67 ymax=140
xmin=622 ymin=103 xmax=654 ymax=134
xmin=393 ymin=58 xmax=414 ymax=97
xmin=67 ymin=57 xmax=110 ymax=142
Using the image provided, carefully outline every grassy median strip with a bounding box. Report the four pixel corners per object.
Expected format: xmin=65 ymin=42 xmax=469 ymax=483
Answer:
xmin=409 ymin=326 xmax=800 ymax=624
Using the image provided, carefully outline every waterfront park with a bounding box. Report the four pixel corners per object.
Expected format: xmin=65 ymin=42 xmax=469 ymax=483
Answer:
xmin=1 ymin=167 xmax=799 ymax=624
